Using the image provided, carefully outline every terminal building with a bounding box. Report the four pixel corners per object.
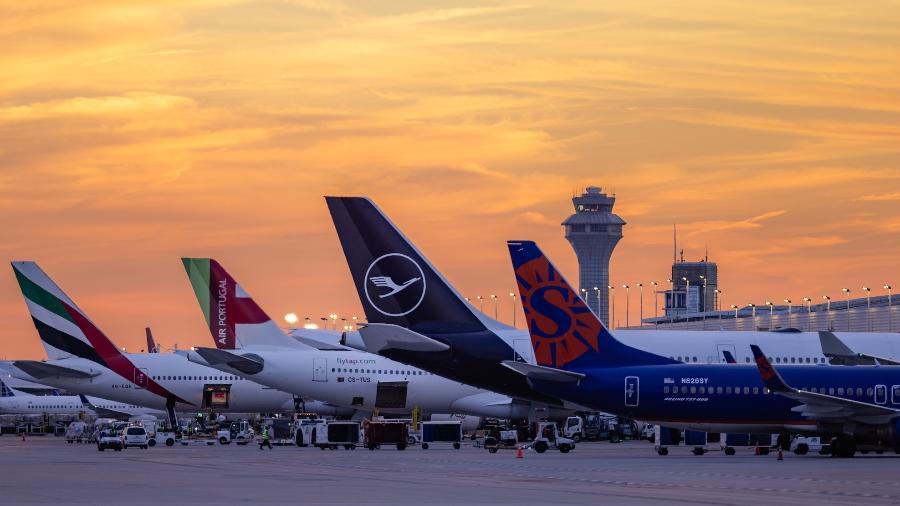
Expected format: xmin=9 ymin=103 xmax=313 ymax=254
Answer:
xmin=637 ymin=292 xmax=897 ymax=333
xmin=562 ymin=186 xmax=625 ymax=325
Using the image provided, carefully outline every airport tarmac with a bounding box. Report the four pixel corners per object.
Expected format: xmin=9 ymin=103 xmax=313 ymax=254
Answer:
xmin=1 ymin=437 xmax=899 ymax=506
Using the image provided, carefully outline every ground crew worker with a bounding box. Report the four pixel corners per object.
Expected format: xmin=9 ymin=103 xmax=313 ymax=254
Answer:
xmin=259 ymin=426 xmax=272 ymax=450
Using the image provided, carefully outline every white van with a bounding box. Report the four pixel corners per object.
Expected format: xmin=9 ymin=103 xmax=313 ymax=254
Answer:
xmin=123 ymin=426 xmax=149 ymax=449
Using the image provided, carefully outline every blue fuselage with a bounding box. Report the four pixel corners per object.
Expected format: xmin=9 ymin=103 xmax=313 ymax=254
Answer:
xmin=532 ymin=364 xmax=900 ymax=433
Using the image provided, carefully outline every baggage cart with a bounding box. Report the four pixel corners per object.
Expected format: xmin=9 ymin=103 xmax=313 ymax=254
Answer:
xmin=365 ymin=421 xmax=408 ymax=450
xmin=420 ymin=421 xmax=462 ymax=449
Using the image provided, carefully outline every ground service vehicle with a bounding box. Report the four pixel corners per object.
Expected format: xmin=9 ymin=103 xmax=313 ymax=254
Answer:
xmin=218 ymin=420 xmax=253 ymax=445
xmin=123 ymin=426 xmax=149 ymax=449
xmin=533 ymin=422 xmax=574 ymax=454
xmin=484 ymin=428 xmax=520 ymax=454
xmin=97 ymin=430 xmax=123 ymax=451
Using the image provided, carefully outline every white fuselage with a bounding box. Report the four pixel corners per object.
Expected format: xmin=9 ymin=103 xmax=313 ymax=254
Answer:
xmin=480 ymin=328 xmax=900 ymax=367
xmin=188 ymin=346 xmax=553 ymax=419
xmin=0 ymin=391 xmax=162 ymax=418
xmin=8 ymin=353 xmax=297 ymax=414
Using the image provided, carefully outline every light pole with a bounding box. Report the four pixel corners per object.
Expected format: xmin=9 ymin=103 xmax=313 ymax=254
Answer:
xmin=491 ymin=294 xmax=498 ymax=320
xmin=842 ymin=288 xmax=851 ymax=331
xmin=666 ymin=278 xmax=673 ymax=320
xmin=593 ymin=286 xmax=601 ymax=317
xmin=477 ymin=295 xmax=484 ymax=313
xmin=803 ymin=297 xmax=811 ymax=331
xmin=284 ymin=313 xmax=298 ymax=327
xmin=748 ymin=303 xmax=757 ymax=318
xmin=699 ymin=275 xmax=707 ymax=312
xmin=765 ymin=300 xmax=774 ymax=328
xmin=823 ymin=295 xmax=831 ymax=330
xmin=714 ymin=289 xmax=722 ymax=312
xmin=509 ymin=292 xmax=517 ymax=328
xmin=784 ymin=299 xmax=792 ymax=328
xmin=731 ymin=304 xmax=739 ymax=319
xmin=885 ymin=284 xmax=893 ymax=332
xmin=580 ymin=288 xmax=588 ymax=304
xmin=682 ymin=277 xmax=690 ymax=313
xmin=637 ymin=283 xmax=644 ymax=327
xmin=608 ymin=285 xmax=615 ymax=329
xmin=650 ymin=281 xmax=659 ymax=320
xmin=329 ymin=313 xmax=338 ymax=331
xmin=622 ymin=284 xmax=630 ymax=328
xmin=863 ymin=286 xmax=871 ymax=331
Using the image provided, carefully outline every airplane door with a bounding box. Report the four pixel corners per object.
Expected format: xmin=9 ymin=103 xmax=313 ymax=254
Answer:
xmin=875 ymin=384 xmax=887 ymax=405
xmin=513 ymin=339 xmax=535 ymax=364
xmin=313 ymin=358 xmax=327 ymax=382
xmin=134 ymin=368 xmax=149 ymax=389
xmin=892 ymin=386 xmax=900 ymax=405
xmin=625 ymin=376 xmax=639 ymax=407
xmin=716 ymin=344 xmax=737 ymax=364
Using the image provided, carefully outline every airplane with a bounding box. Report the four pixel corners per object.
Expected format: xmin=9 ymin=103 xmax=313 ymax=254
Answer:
xmin=326 ymin=196 xmax=900 ymax=400
xmin=7 ymin=261 xmax=351 ymax=426
xmin=180 ymin=257 xmax=569 ymax=419
xmin=505 ymin=239 xmax=900 ymax=457
xmin=0 ymin=378 xmax=162 ymax=419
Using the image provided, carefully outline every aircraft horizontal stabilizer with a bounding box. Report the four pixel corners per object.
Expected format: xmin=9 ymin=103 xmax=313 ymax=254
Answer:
xmin=12 ymin=360 xmax=100 ymax=379
xmin=357 ymin=323 xmax=449 ymax=354
xmin=192 ymin=347 xmax=264 ymax=375
xmin=500 ymin=360 xmax=585 ymax=383
xmin=819 ymin=331 xmax=900 ymax=366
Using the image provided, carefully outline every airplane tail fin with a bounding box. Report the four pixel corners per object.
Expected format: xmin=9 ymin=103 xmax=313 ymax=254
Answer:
xmin=181 ymin=258 xmax=301 ymax=349
xmin=326 ymin=196 xmax=491 ymax=333
xmin=11 ymin=261 xmax=119 ymax=366
xmin=0 ymin=379 xmax=14 ymax=397
xmin=507 ymin=241 xmax=677 ymax=371
xmin=145 ymin=327 xmax=158 ymax=353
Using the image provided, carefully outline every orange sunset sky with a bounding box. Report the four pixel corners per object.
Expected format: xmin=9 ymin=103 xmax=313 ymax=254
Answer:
xmin=2 ymin=1 xmax=900 ymax=358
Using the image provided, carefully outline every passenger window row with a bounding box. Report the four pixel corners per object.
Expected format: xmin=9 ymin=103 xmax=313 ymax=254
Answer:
xmin=331 ymin=368 xmax=430 ymax=375
xmin=663 ymin=385 xmax=764 ymax=395
xmin=668 ymin=356 xmax=828 ymax=364
xmin=152 ymin=375 xmax=241 ymax=381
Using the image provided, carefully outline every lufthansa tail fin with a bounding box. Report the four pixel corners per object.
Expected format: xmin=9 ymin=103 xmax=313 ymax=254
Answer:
xmin=326 ymin=196 xmax=494 ymax=334
xmin=181 ymin=258 xmax=305 ymax=350
xmin=507 ymin=241 xmax=677 ymax=371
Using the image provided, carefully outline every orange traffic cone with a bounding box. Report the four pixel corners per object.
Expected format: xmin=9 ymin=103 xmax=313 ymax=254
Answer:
xmin=777 ymin=448 xmax=783 ymax=461
xmin=516 ymin=446 xmax=524 ymax=459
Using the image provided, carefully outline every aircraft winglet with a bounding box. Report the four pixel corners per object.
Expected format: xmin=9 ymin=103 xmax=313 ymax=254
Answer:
xmin=750 ymin=345 xmax=791 ymax=393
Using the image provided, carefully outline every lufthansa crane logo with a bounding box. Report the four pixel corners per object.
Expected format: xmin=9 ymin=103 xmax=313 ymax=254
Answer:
xmin=364 ymin=253 xmax=426 ymax=317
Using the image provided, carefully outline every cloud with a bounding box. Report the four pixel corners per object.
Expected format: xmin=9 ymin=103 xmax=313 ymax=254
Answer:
xmin=856 ymin=192 xmax=900 ymax=202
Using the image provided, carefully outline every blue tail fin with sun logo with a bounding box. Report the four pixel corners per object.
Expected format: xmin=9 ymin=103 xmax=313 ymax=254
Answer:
xmin=508 ymin=241 xmax=677 ymax=371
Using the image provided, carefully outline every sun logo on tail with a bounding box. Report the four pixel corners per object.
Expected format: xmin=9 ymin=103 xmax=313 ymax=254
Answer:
xmin=515 ymin=256 xmax=601 ymax=368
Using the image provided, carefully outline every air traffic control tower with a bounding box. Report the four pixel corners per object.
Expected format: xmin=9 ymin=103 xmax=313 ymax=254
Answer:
xmin=562 ymin=186 xmax=625 ymax=325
